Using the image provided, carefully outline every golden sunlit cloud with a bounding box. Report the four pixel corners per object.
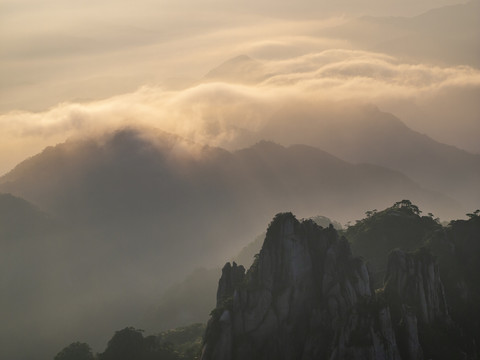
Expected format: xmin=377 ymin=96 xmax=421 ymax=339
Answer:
xmin=1 ymin=48 xmax=479 ymax=175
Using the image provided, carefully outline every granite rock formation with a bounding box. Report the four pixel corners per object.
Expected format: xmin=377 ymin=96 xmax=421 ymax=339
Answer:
xmin=201 ymin=213 xmax=456 ymax=360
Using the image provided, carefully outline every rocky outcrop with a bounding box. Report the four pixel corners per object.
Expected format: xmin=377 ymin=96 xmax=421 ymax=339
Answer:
xmin=201 ymin=213 xmax=463 ymax=360
xmin=382 ymin=249 xmax=453 ymax=360
xmin=385 ymin=248 xmax=449 ymax=325
xmin=216 ymin=262 xmax=246 ymax=308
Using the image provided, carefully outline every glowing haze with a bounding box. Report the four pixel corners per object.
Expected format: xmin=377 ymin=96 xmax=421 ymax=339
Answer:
xmin=1 ymin=0 xmax=480 ymax=176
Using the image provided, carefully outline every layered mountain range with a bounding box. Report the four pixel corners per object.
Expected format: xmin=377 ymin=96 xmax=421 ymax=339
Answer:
xmin=0 ymin=122 xmax=477 ymax=359
xmin=0 ymin=107 xmax=478 ymax=360
xmin=323 ymin=0 xmax=480 ymax=68
xmin=204 ymin=54 xmax=480 ymax=207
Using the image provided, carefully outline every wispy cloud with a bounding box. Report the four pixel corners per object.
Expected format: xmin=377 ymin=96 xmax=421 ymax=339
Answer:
xmin=1 ymin=48 xmax=479 ymax=175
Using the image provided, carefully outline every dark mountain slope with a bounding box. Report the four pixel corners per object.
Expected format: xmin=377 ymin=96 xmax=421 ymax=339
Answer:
xmin=0 ymin=128 xmax=458 ymax=231
xmin=0 ymin=194 xmax=69 ymax=360
xmin=0 ymin=192 xmax=53 ymax=241
xmin=259 ymin=105 xmax=480 ymax=211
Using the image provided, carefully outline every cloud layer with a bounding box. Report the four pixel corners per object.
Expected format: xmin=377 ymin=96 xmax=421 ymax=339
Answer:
xmin=1 ymin=47 xmax=479 ymax=175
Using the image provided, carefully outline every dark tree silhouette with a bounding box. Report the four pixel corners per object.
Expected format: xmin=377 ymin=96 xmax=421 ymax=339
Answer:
xmin=393 ymin=199 xmax=421 ymax=214
xmin=99 ymin=327 xmax=145 ymax=360
xmin=54 ymin=342 xmax=94 ymax=360
xmin=98 ymin=327 xmax=182 ymax=360
xmin=466 ymin=209 xmax=480 ymax=218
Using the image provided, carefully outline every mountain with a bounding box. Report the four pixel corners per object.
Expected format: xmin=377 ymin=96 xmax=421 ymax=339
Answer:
xmin=0 ymin=192 xmax=54 ymax=241
xmin=204 ymin=55 xmax=267 ymax=84
xmin=0 ymin=128 xmax=460 ymax=249
xmin=344 ymin=201 xmax=480 ymax=346
xmin=201 ymin=212 xmax=479 ymax=359
xmin=0 ymin=127 xmax=459 ymax=359
xmin=233 ymin=216 xmax=342 ymax=268
xmin=146 ymin=215 xmax=343 ymax=332
xmin=345 ymin=200 xmax=442 ymax=285
xmin=1 ymin=126 xmax=458 ymax=227
xmin=255 ymin=104 xmax=480 ymax=211
xmin=430 ymin=213 xmax=480 ymax=345
xmin=196 ymin=57 xmax=480 ymax=207
xmin=144 ymin=268 xmax=220 ymax=332
xmin=323 ymin=0 xmax=480 ymax=67
xmin=170 ymin=0 xmax=466 ymax=18
xmin=345 ymin=202 xmax=480 ymax=349
xmin=0 ymin=194 xmax=69 ymax=360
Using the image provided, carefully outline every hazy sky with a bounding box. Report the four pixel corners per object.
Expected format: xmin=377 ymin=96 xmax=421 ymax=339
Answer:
xmin=0 ymin=0 xmax=479 ymax=175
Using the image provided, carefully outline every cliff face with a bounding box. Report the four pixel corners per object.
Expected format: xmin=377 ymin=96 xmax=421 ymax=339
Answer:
xmin=201 ymin=213 xmax=459 ymax=360
xmin=385 ymin=249 xmax=449 ymax=325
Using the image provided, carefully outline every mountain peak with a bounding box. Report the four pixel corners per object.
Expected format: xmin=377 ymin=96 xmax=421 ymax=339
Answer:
xmin=204 ymin=55 xmax=264 ymax=84
xmin=249 ymin=140 xmax=285 ymax=151
xmin=201 ymin=212 xmax=459 ymax=360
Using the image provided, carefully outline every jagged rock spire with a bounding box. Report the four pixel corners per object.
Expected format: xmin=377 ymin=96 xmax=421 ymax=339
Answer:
xmin=202 ymin=213 xmax=408 ymax=360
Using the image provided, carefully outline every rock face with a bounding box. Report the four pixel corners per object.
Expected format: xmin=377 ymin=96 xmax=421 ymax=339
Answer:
xmin=201 ymin=213 xmax=456 ymax=360
xmin=385 ymin=248 xmax=449 ymax=324
xmin=383 ymin=249 xmax=451 ymax=360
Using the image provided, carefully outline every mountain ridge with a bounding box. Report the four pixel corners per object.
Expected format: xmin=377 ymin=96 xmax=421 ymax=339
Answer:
xmin=0 ymin=127 xmax=466 ymax=360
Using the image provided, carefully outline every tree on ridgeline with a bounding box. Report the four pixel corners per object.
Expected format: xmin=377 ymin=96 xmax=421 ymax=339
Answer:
xmin=54 ymin=342 xmax=94 ymax=360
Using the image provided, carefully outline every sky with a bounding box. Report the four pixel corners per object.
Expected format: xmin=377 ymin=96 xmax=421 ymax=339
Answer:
xmin=0 ymin=0 xmax=479 ymax=175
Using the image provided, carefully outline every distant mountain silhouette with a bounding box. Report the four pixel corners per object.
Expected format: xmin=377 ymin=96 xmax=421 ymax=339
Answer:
xmin=0 ymin=127 xmax=458 ymax=229
xmin=0 ymin=194 xmax=67 ymax=360
xmin=255 ymin=104 xmax=480 ymax=212
xmin=323 ymin=0 xmax=480 ymax=67
xmin=199 ymin=54 xmax=480 ymax=207
xmin=204 ymin=55 xmax=267 ymax=84
xmin=0 ymin=192 xmax=53 ymax=241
